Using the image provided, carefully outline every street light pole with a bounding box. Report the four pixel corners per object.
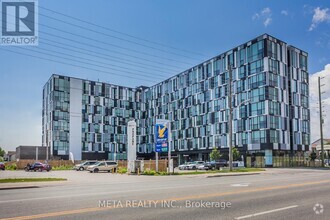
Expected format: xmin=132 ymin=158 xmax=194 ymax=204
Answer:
xmin=114 ymin=142 xmax=118 ymax=162
xmin=228 ymin=65 xmax=233 ymax=171
xmin=318 ymin=77 xmax=325 ymax=167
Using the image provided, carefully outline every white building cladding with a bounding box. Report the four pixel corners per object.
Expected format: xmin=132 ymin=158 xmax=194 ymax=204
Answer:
xmin=42 ymin=34 xmax=310 ymax=161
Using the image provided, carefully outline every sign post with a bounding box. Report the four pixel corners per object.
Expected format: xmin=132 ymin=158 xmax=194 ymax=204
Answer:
xmin=127 ymin=120 xmax=137 ymax=173
xmin=155 ymin=119 xmax=171 ymax=173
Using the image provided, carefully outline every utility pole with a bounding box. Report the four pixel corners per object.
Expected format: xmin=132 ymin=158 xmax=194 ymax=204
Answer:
xmin=46 ymin=145 xmax=49 ymax=161
xmin=318 ymin=77 xmax=325 ymax=167
xmin=114 ymin=142 xmax=118 ymax=162
xmin=168 ymin=121 xmax=172 ymax=174
xmin=228 ymin=65 xmax=233 ymax=171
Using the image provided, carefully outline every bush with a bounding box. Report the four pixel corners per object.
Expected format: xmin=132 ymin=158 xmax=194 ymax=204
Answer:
xmin=117 ymin=167 xmax=127 ymax=174
xmin=143 ymin=169 xmax=157 ymax=175
xmin=6 ymin=163 xmax=17 ymax=170
xmin=52 ymin=165 xmax=73 ymax=170
xmin=142 ymin=170 xmax=174 ymax=176
xmin=309 ymin=152 xmax=317 ymax=161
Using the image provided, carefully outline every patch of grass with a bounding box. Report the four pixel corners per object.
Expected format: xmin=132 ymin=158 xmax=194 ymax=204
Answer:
xmin=0 ymin=178 xmax=67 ymax=183
xmin=52 ymin=165 xmax=74 ymax=171
xmin=177 ymin=168 xmax=265 ymax=175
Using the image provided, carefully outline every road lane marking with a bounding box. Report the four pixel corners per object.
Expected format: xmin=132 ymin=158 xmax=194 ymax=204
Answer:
xmin=230 ymin=183 xmax=250 ymax=187
xmin=234 ymin=205 xmax=298 ymax=219
xmin=1 ymin=179 xmax=329 ymax=220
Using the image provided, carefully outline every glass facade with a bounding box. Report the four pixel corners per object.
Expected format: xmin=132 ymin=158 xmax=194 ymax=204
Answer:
xmin=42 ymin=34 xmax=310 ymax=160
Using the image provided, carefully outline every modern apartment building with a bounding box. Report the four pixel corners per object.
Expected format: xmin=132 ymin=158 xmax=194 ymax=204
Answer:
xmin=42 ymin=34 xmax=310 ymax=163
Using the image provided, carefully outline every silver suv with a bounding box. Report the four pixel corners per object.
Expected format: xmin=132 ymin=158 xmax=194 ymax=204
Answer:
xmin=187 ymin=161 xmax=205 ymax=170
xmin=87 ymin=161 xmax=118 ymax=173
xmin=74 ymin=161 xmax=98 ymax=171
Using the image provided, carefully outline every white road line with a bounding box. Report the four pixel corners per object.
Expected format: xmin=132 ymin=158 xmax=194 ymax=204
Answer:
xmin=235 ymin=205 xmax=298 ymax=219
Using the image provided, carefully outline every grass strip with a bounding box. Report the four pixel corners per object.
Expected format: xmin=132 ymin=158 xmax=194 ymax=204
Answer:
xmin=0 ymin=178 xmax=67 ymax=183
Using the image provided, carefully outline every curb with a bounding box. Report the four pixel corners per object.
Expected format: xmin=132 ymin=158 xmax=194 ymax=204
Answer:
xmin=0 ymin=186 xmax=39 ymax=190
xmin=206 ymin=172 xmax=261 ymax=178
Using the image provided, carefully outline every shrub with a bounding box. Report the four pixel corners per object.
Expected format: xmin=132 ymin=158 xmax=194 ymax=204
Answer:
xmin=6 ymin=163 xmax=17 ymax=170
xmin=309 ymin=152 xmax=317 ymax=161
xmin=52 ymin=165 xmax=73 ymax=170
xmin=117 ymin=167 xmax=127 ymax=174
xmin=143 ymin=169 xmax=157 ymax=175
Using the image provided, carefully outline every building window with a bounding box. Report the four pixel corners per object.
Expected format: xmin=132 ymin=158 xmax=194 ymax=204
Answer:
xmin=251 ymin=130 xmax=266 ymax=144
xmin=250 ymin=101 xmax=265 ymax=116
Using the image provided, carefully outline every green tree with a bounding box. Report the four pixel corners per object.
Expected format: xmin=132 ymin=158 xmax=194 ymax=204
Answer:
xmin=0 ymin=147 xmax=5 ymax=157
xmin=232 ymin=148 xmax=240 ymax=161
xmin=309 ymin=151 xmax=317 ymax=161
xmin=210 ymin=147 xmax=221 ymax=161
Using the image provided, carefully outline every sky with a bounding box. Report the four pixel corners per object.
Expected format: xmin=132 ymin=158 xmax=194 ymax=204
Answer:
xmin=0 ymin=0 xmax=330 ymax=151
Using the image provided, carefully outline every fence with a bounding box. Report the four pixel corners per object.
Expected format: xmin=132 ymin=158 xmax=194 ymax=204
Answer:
xmin=246 ymin=156 xmax=323 ymax=168
xmin=5 ymin=159 xmax=169 ymax=172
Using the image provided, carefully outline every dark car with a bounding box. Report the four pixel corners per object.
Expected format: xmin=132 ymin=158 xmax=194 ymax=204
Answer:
xmin=0 ymin=162 xmax=5 ymax=170
xmin=25 ymin=162 xmax=52 ymax=172
xmin=206 ymin=160 xmax=228 ymax=170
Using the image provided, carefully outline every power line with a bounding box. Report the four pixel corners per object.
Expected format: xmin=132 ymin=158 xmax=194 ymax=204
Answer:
xmin=15 ymin=46 xmax=167 ymax=80
xmin=39 ymin=12 xmax=202 ymax=61
xmin=4 ymin=10 xmax=196 ymax=66
xmin=41 ymin=38 xmax=178 ymax=74
xmin=39 ymin=29 xmax=185 ymax=70
xmin=20 ymin=0 xmax=207 ymax=57
xmin=0 ymin=13 xmax=184 ymax=71
xmin=1 ymin=12 xmax=191 ymax=69
xmin=22 ymin=46 xmax=169 ymax=79
xmin=1 ymin=48 xmax=158 ymax=83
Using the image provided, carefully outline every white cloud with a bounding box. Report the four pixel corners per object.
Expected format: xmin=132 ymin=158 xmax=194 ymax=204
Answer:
xmin=252 ymin=7 xmax=272 ymax=27
xmin=281 ymin=10 xmax=288 ymax=16
xmin=309 ymin=7 xmax=330 ymax=31
xmin=263 ymin=18 xmax=272 ymax=27
xmin=309 ymin=64 xmax=330 ymax=142
xmin=261 ymin=7 xmax=271 ymax=15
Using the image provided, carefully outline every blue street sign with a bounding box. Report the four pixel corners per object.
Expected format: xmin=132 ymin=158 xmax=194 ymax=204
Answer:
xmin=155 ymin=121 xmax=169 ymax=152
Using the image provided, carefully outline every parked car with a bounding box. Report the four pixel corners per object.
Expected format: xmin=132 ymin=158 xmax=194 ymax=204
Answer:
xmin=24 ymin=162 xmax=52 ymax=172
xmin=324 ymin=159 xmax=330 ymax=166
xmin=197 ymin=163 xmax=212 ymax=170
xmin=87 ymin=161 xmax=117 ymax=173
xmin=74 ymin=161 xmax=98 ymax=171
xmin=187 ymin=161 xmax=205 ymax=170
xmin=204 ymin=160 xmax=228 ymax=170
xmin=178 ymin=162 xmax=191 ymax=170
xmin=0 ymin=162 xmax=5 ymax=170
xmin=217 ymin=159 xmax=228 ymax=167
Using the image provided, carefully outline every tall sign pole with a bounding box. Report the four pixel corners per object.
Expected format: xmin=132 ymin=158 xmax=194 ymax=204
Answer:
xmin=155 ymin=119 xmax=169 ymax=173
xmin=127 ymin=120 xmax=137 ymax=172
xmin=228 ymin=65 xmax=233 ymax=171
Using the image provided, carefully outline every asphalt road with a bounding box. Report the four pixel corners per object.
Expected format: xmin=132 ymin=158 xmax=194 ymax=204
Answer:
xmin=0 ymin=168 xmax=329 ymax=220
